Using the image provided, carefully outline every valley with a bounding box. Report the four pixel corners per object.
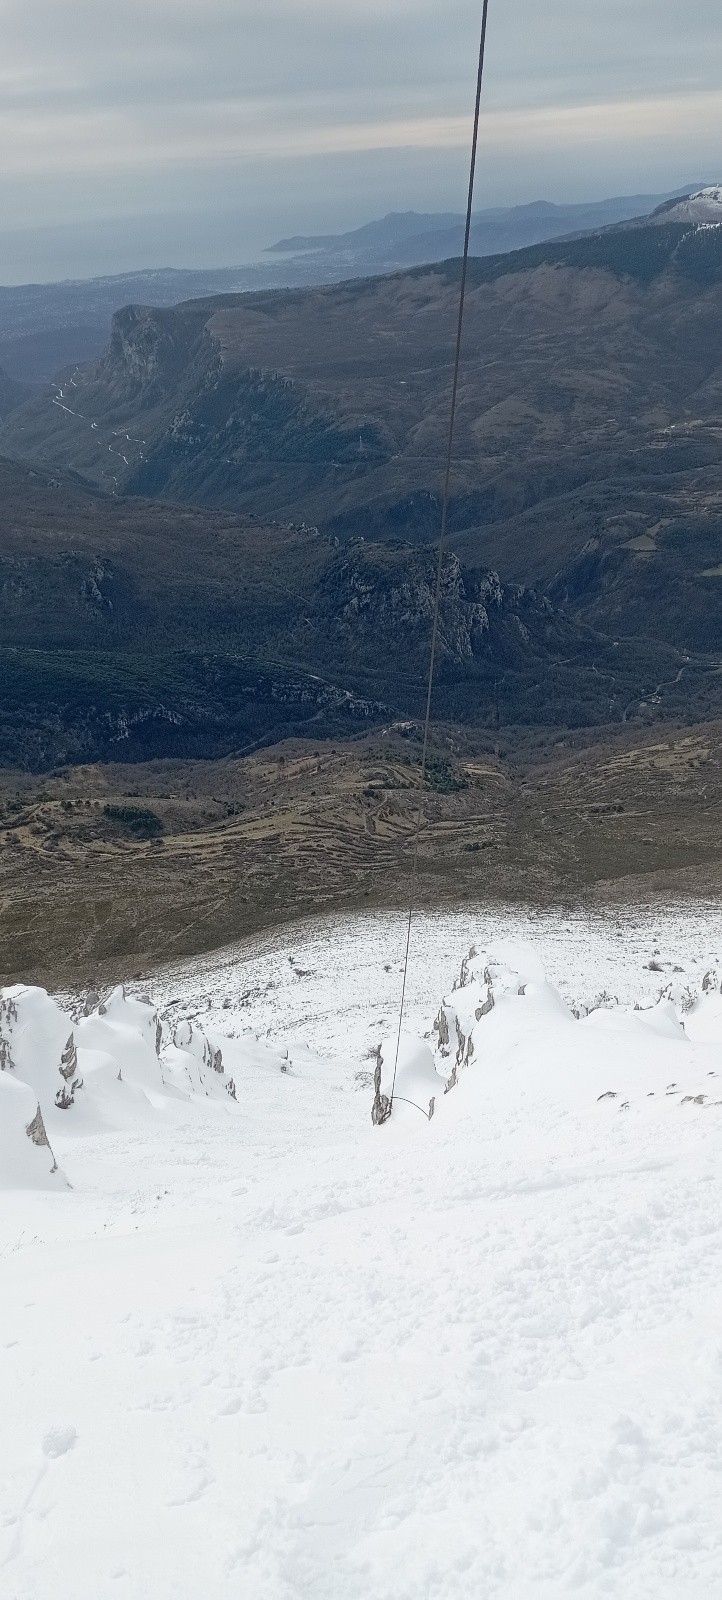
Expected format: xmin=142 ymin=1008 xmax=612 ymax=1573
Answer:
xmin=4 ymin=218 xmax=722 ymax=664
xmin=1 ymin=199 xmax=721 ymax=983
xmin=3 ymin=454 xmax=718 ymax=774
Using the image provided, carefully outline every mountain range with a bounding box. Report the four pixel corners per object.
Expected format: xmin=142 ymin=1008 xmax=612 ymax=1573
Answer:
xmin=4 ymin=198 xmax=721 ymax=656
xmin=0 ymin=186 xmax=698 ymax=385
xmin=1 ymin=191 xmax=722 ymax=769
xmin=266 ymin=188 xmax=698 ymax=266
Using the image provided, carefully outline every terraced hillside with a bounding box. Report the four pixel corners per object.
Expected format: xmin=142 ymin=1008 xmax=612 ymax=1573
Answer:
xmin=1 ymin=718 xmax=720 ymax=984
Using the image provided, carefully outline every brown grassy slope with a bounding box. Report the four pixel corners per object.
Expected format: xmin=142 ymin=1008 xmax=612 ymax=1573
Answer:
xmin=0 ymin=720 xmax=719 ymax=987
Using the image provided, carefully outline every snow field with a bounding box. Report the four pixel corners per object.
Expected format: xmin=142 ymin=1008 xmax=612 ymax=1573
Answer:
xmin=1 ymin=902 xmax=722 ymax=1598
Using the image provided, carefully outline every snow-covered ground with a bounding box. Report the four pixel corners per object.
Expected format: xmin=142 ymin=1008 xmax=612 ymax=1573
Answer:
xmin=2 ymin=902 xmax=722 ymax=1599
xmin=152 ymin=900 xmax=722 ymax=1062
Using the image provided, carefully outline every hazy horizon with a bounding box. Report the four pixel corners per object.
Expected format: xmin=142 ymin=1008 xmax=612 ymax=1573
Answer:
xmin=0 ymin=176 xmax=713 ymax=290
xmin=1 ymin=0 xmax=720 ymax=283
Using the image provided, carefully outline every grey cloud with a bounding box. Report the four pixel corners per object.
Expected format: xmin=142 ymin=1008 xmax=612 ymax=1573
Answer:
xmin=0 ymin=0 xmax=720 ymax=280
xmin=5 ymin=2 xmax=721 ymax=109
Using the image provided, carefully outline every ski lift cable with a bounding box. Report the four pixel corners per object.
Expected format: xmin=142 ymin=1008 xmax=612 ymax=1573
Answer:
xmin=389 ymin=0 xmax=492 ymax=1113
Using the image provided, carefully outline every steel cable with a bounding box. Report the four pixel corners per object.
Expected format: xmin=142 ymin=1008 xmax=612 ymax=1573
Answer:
xmin=389 ymin=0 xmax=492 ymax=1111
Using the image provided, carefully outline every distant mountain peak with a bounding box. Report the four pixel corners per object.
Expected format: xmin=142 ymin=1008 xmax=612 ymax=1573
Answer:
xmin=690 ymin=185 xmax=722 ymax=204
xmin=266 ymin=210 xmax=463 ymax=255
xmin=649 ymin=186 xmax=722 ymax=224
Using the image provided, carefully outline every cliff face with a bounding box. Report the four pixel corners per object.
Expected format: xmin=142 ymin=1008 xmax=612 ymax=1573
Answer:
xmin=321 ymin=545 xmax=503 ymax=666
xmin=317 ymin=543 xmax=585 ymax=679
xmin=102 ymin=305 xmax=181 ymax=394
xmin=6 ymin=221 xmax=722 ymax=504
xmin=94 ymin=302 xmax=220 ymax=409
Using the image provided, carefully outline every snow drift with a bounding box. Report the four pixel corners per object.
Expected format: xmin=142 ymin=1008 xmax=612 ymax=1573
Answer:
xmin=0 ymin=1071 xmax=64 ymax=1189
xmin=377 ymin=939 xmax=722 ymax=1127
xmin=0 ymin=983 xmax=257 ymax=1187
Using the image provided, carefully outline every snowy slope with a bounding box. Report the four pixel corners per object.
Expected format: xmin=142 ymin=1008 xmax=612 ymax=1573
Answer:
xmin=651 ymin=184 xmax=722 ymax=224
xmin=676 ymin=184 xmax=722 ymax=218
xmin=2 ymin=905 xmax=722 ymax=1598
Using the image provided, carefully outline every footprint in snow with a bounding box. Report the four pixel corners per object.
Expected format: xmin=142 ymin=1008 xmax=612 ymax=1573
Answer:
xmin=218 ymin=1395 xmax=243 ymax=1415
xmin=43 ymin=1425 xmax=77 ymax=1459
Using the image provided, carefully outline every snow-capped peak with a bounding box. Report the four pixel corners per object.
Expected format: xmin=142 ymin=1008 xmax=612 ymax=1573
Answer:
xmin=689 ymin=185 xmax=722 ymax=207
xmin=648 ymin=185 xmax=722 ymax=227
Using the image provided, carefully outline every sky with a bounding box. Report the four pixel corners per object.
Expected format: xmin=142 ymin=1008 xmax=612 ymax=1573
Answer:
xmin=0 ymin=0 xmax=721 ymax=282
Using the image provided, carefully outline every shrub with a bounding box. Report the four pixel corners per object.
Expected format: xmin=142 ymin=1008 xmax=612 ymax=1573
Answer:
xmin=425 ymin=758 xmax=469 ymax=794
xmin=103 ymin=804 xmax=164 ymax=838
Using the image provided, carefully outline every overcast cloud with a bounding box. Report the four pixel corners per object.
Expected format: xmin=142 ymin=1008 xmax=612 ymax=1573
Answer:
xmin=1 ymin=0 xmax=721 ymax=281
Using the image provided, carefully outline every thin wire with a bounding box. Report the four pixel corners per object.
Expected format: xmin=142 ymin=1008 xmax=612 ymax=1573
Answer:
xmin=391 ymin=1095 xmax=435 ymax=1120
xmin=389 ymin=0 xmax=492 ymax=1111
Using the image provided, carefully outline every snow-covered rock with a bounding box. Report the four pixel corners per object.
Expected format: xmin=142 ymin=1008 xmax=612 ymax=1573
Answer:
xmin=161 ymin=1017 xmax=237 ymax=1102
xmin=431 ymin=941 xmax=567 ymax=1084
xmin=0 ymin=982 xmax=247 ymax=1151
xmin=582 ymin=996 xmax=687 ymax=1040
xmin=0 ymin=986 xmax=82 ymax=1114
xmin=388 ymin=937 xmax=722 ymax=1131
xmin=0 ymin=984 xmax=170 ymax=1136
xmin=0 ymin=1072 xmax=65 ymax=1189
xmin=375 ymin=1032 xmax=445 ymax=1119
xmin=77 ymin=985 xmax=164 ymax=1095
xmin=685 ymin=184 xmax=722 ymax=215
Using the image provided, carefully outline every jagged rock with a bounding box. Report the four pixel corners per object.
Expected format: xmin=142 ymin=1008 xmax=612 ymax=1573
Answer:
xmin=205 ymin=1041 xmax=224 ymax=1075
xmin=454 ymin=1016 xmax=467 ymax=1068
xmin=324 ymin=546 xmax=508 ymax=669
xmin=26 ymin=1104 xmax=58 ymax=1170
xmin=0 ymin=994 xmax=19 ymax=1030
xmin=164 ymin=1016 xmax=236 ymax=1100
xmin=59 ymin=1034 xmax=78 ymax=1081
xmin=434 ymin=1006 xmax=450 ymax=1054
xmin=432 ymin=946 xmax=532 ymax=1081
xmin=1 ymin=1068 xmax=67 ymax=1189
xmin=55 ymin=1032 xmax=82 ymax=1109
xmin=371 ymin=1055 xmax=392 ymax=1126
